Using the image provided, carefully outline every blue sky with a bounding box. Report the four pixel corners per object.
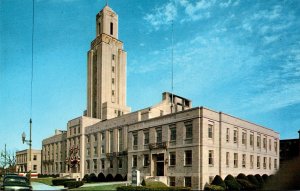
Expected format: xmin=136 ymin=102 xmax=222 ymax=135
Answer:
xmin=1 ymin=0 xmax=299 ymax=151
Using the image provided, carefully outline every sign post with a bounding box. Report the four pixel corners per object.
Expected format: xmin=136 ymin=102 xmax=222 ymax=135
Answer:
xmin=132 ymin=170 xmax=140 ymax=186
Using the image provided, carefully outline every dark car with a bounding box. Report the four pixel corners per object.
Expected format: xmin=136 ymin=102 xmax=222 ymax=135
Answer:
xmin=1 ymin=175 xmax=32 ymax=191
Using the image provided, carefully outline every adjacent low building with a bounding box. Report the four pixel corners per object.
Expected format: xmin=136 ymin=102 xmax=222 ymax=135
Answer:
xmin=16 ymin=149 xmax=41 ymax=174
xmin=41 ymin=4 xmax=280 ymax=190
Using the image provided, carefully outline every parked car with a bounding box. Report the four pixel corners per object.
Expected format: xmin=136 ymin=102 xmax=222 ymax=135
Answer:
xmin=1 ymin=175 xmax=32 ymax=191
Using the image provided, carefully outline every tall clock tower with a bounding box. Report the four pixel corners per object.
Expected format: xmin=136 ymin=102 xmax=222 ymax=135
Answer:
xmin=87 ymin=5 xmax=130 ymax=120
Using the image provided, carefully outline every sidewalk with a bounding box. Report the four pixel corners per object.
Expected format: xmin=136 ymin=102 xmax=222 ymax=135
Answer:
xmin=31 ymin=182 xmax=66 ymax=191
xmin=81 ymin=181 xmax=129 ymax=187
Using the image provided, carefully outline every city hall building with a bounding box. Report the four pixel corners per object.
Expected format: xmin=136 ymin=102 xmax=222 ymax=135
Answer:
xmin=41 ymin=4 xmax=280 ymax=190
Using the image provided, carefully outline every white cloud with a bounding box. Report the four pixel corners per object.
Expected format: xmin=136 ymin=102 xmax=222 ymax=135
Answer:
xmin=263 ymin=35 xmax=280 ymax=45
xmin=219 ymin=0 xmax=239 ymax=8
xmin=144 ymin=2 xmax=177 ymax=30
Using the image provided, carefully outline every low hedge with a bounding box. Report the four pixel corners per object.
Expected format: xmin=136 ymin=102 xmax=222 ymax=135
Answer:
xmin=224 ymin=179 xmax=241 ymax=191
xmin=52 ymin=178 xmax=76 ymax=186
xmin=211 ymin=175 xmax=226 ymax=189
xmin=116 ymin=186 xmax=191 ymax=191
xmin=204 ymin=185 xmax=225 ymax=191
xmin=236 ymin=179 xmax=256 ymax=190
xmin=63 ymin=180 xmax=84 ymax=189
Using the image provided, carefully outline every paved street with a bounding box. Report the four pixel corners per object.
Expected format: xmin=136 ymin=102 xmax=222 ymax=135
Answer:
xmin=31 ymin=182 xmax=66 ymax=191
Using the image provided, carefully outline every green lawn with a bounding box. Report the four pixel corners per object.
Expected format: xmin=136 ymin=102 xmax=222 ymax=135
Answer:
xmin=71 ymin=184 xmax=126 ymax=190
xmin=31 ymin=177 xmax=53 ymax=186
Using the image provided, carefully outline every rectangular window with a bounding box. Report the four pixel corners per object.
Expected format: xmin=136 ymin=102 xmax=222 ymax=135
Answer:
xmin=269 ymin=157 xmax=271 ymax=170
xmin=110 ymin=22 xmax=113 ymax=35
xmin=226 ymin=152 xmax=229 ymax=167
xmin=208 ymin=150 xmax=214 ymax=166
xmin=133 ymin=132 xmax=138 ymax=150
xmin=118 ymin=129 xmax=123 ymax=151
xmin=170 ymin=125 xmax=176 ymax=142
xmin=87 ymin=148 xmax=90 ymax=156
xmin=269 ymin=139 xmax=272 ymax=151
xmin=184 ymin=177 xmax=192 ymax=187
xmin=274 ymin=140 xmax=278 ymax=153
xmin=101 ymin=159 xmax=105 ymax=169
xmin=112 ymin=54 xmax=115 ymax=60
xmin=33 ymin=165 xmax=37 ymax=171
xmin=250 ymin=133 xmax=254 ymax=147
xmin=110 ymin=159 xmax=113 ymax=168
xmin=143 ymin=154 xmax=149 ymax=167
xmin=250 ymin=155 xmax=254 ymax=169
xmin=242 ymin=154 xmax=246 ymax=168
xmin=110 ymin=131 xmax=113 ymax=152
xmin=33 ymin=155 xmax=37 ymax=161
xmin=112 ymin=66 xmax=115 ymax=73
xmin=242 ymin=131 xmax=246 ymax=145
xmin=94 ymin=146 xmax=97 ymax=156
xmin=118 ymin=158 xmax=122 ymax=169
xmin=257 ymin=156 xmax=260 ymax=169
xmin=226 ymin=128 xmax=230 ymax=142
xmin=263 ymin=157 xmax=267 ymax=169
xmin=274 ymin=159 xmax=277 ymax=169
xmin=94 ymin=134 xmax=97 ymax=142
xmin=169 ymin=152 xmax=176 ymax=166
xmin=101 ymin=132 xmax=105 ymax=140
xmin=185 ymin=150 xmax=192 ymax=166
xmin=263 ymin=137 xmax=267 ymax=149
xmin=169 ymin=177 xmax=175 ymax=187
xmin=233 ymin=129 xmax=238 ymax=143
xmin=257 ymin=135 xmax=261 ymax=148
xmin=87 ymin=135 xmax=90 ymax=143
xmin=156 ymin=128 xmax=162 ymax=143
xmin=86 ymin=160 xmax=90 ymax=169
xmin=185 ymin=121 xmax=193 ymax=139
xmin=234 ymin=153 xmax=238 ymax=168
xmin=101 ymin=145 xmax=105 ymax=154
xmin=144 ymin=131 xmax=149 ymax=145
xmin=94 ymin=159 xmax=97 ymax=170
xmin=208 ymin=124 xmax=213 ymax=138
xmin=112 ymin=90 xmax=115 ymax=96
xmin=132 ymin=155 xmax=137 ymax=168
xmin=112 ymin=78 xmax=115 ymax=84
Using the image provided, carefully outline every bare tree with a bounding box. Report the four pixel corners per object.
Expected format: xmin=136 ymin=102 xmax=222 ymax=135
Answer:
xmin=0 ymin=149 xmax=16 ymax=173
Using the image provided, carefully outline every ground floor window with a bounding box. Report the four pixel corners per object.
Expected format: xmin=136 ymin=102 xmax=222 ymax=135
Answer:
xmin=133 ymin=155 xmax=137 ymax=168
xmin=169 ymin=176 xmax=175 ymax=186
xmin=184 ymin=177 xmax=192 ymax=187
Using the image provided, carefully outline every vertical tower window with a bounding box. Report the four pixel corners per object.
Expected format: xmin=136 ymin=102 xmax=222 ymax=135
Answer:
xmin=98 ymin=22 xmax=101 ymax=35
xmin=110 ymin=22 xmax=113 ymax=35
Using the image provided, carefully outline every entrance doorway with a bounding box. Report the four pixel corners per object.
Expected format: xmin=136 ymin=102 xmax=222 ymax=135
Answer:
xmin=156 ymin=154 xmax=164 ymax=176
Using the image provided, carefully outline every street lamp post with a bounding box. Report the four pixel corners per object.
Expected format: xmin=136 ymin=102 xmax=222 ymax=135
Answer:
xmin=22 ymin=119 xmax=32 ymax=173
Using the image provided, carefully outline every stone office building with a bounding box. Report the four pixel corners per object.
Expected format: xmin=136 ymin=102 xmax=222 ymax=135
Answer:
xmin=16 ymin=149 xmax=42 ymax=174
xmin=41 ymin=4 xmax=280 ymax=190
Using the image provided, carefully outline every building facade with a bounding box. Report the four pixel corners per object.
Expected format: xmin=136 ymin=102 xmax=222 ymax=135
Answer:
xmin=16 ymin=149 xmax=41 ymax=174
xmin=41 ymin=4 xmax=280 ymax=190
xmin=280 ymin=131 xmax=300 ymax=165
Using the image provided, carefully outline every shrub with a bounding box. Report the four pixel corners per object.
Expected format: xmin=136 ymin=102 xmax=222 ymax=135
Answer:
xmin=254 ymin=174 xmax=264 ymax=188
xmin=115 ymin=174 xmax=124 ymax=181
xmin=52 ymin=178 xmax=76 ymax=186
xmin=106 ymin=174 xmax=114 ymax=182
xmin=141 ymin=179 xmax=146 ymax=186
xmin=247 ymin=175 xmax=259 ymax=187
xmin=236 ymin=173 xmax=248 ymax=181
xmin=224 ymin=175 xmax=241 ymax=191
xmin=97 ymin=172 xmax=106 ymax=182
xmin=236 ymin=179 xmax=256 ymax=190
xmin=224 ymin=174 xmax=235 ymax=181
xmin=63 ymin=180 xmax=84 ymax=189
xmin=204 ymin=185 xmax=225 ymax=191
xmin=82 ymin=174 xmax=89 ymax=182
xmin=211 ymin=175 xmax=226 ymax=189
xmin=89 ymin=173 xmax=97 ymax=182
xmin=262 ymin=174 xmax=269 ymax=183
